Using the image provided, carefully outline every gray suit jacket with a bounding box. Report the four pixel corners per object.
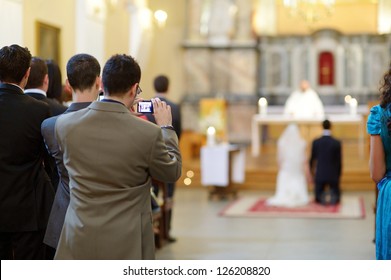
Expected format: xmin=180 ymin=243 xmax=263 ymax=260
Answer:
xmin=54 ymin=101 xmax=181 ymax=259
xmin=42 ymin=102 xmax=91 ymax=249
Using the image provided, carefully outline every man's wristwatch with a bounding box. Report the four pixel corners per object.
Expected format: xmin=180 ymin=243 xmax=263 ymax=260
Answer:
xmin=160 ymin=125 xmax=175 ymax=130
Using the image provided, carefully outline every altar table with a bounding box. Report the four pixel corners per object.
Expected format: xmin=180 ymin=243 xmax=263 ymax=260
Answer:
xmin=251 ymin=114 xmax=365 ymax=157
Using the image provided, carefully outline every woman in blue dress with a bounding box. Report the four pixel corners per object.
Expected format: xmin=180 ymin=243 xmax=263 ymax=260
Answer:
xmin=368 ymin=64 xmax=391 ymax=259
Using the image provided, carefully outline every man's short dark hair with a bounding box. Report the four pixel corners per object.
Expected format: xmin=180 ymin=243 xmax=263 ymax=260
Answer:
xmin=25 ymin=57 xmax=47 ymax=89
xmin=323 ymin=119 xmax=331 ymax=130
xmin=67 ymin=54 xmax=101 ymax=91
xmin=0 ymin=44 xmax=32 ymax=84
xmin=153 ymin=75 xmax=169 ymax=93
xmin=102 ymin=54 xmax=140 ymax=96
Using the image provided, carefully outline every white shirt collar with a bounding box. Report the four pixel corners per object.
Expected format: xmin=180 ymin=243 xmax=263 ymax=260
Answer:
xmin=24 ymin=88 xmax=47 ymax=97
xmin=323 ymin=129 xmax=332 ymax=136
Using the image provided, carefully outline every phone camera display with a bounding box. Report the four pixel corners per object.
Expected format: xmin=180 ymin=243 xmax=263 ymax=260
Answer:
xmin=137 ymin=101 xmax=153 ymax=113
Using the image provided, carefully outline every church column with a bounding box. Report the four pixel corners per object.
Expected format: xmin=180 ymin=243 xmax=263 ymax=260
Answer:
xmin=252 ymin=0 xmax=277 ymax=36
xmin=0 ymin=0 xmax=23 ymax=46
xmin=335 ymin=40 xmax=345 ymax=95
xmin=75 ymin=0 xmax=106 ymax=66
xmin=127 ymin=1 xmax=153 ymax=69
xmin=378 ymin=0 xmax=391 ymax=34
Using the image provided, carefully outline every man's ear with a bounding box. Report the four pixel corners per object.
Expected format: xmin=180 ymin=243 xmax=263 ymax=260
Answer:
xmin=43 ymin=74 xmax=49 ymax=87
xmin=25 ymin=67 xmax=31 ymax=80
xmin=21 ymin=67 xmax=31 ymax=88
xmin=65 ymin=79 xmax=73 ymax=93
xmin=130 ymin=83 xmax=138 ymax=98
xmin=95 ymin=76 xmax=101 ymax=90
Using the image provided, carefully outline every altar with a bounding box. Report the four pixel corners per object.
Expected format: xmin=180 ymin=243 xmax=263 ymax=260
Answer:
xmin=251 ymin=114 xmax=365 ymax=157
xmin=200 ymin=143 xmax=246 ymax=199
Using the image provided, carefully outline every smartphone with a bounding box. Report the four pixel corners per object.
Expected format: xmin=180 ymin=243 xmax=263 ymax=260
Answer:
xmin=137 ymin=100 xmax=154 ymax=113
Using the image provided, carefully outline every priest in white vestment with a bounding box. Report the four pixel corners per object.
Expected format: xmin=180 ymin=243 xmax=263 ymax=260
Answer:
xmin=284 ymin=80 xmax=325 ymax=118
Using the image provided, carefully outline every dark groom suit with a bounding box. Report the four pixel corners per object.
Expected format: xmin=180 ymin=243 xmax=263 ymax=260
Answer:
xmin=41 ymin=102 xmax=91 ymax=250
xmin=0 ymin=83 xmax=55 ymax=259
xmin=309 ymin=132 xmax=342 ymax=204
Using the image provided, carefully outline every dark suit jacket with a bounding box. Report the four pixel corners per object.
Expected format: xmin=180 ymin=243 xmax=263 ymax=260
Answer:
xmin=41 ymin=102 xmax=91 ymax=249
xmin=309 ymin=135 xmax=342 ymax=183
xmin=145 ymin=96 xmax=182 ymax=139
xmin=25 ymin=91 xmax=67 ymax=190
xmin=0 ymin=83 xmax=54 ymax=232
xmin=25 ymin=91 xmax=67 ymax=116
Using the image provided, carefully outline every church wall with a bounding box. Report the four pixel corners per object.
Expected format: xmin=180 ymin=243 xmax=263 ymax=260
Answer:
xmin=139 ymin=0 xmax=186 ymax=103
xmin=23 ymin=0 xmax=75 ymax=77
xmin=276 ymin=1 xmax=378 ymax=35
xmin=105 ymin=5 xmax=129 ymax=61
xmin=0 ymin=0 xmax=23 ymax=46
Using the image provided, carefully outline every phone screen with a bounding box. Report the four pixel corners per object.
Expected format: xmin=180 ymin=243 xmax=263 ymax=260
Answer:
xmin=137 ymin=100 xmax=154 ymax=113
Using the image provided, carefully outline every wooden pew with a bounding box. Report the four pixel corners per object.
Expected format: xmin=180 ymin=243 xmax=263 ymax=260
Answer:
xmin=152 ymin=179 xmax=173 ymax=249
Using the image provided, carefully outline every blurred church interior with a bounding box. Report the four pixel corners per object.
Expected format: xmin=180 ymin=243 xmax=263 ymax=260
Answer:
xmin=1 ymin=0 xmax=388 ymax=259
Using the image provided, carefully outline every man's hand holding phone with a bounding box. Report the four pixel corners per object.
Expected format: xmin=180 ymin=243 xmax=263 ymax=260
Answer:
xmin=151 ymin=98 xmax=172 ymax=127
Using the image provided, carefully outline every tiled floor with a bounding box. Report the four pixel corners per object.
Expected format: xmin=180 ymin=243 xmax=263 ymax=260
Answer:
xmin=156 ymin=187 xmax=376 ymax=260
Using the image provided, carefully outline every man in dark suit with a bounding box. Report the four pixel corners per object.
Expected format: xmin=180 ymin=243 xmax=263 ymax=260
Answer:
xmin=0 ymin=44 xmax=55 ymax=259
xmin=24 ymin=57 xmax=66 ymax=191
xmin=146 ymin=75 xmax=182 ymax=242
xmin=309 ymin=119 xmax=342 ymax=205
xmin=146 ymin=75 xmax=182 ymax=139
xmin=25 ymin=57 xmax=67 ymax=116
xmin=42 ymin=53 xmax=101 ymax=253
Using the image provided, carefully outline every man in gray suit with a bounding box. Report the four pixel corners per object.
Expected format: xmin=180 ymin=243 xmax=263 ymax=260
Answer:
xmin=54 ymin=54 xmax=182 ymax=259
xmin=41 ymin=53 xmax=101 ymax=255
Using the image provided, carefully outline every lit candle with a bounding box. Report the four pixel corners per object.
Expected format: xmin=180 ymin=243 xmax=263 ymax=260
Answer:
xmin=349 ymin=98 xmax=357 ymax=115
xmin=258 ymin=97 xmax=268 ymax=116
xmin=344 ymin=94 xmax=352 ymax=104
xmin=206 ymin=126 xmax=216 ymax=146
xmin=344 ymin=94 xmax=352 ymax=112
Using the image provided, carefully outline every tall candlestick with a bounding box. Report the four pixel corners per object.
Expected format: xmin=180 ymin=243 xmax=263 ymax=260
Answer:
xmin=206 ymin=126 xmax=216 ymax=146
xmin=349 ymin=98 xmax=357 ymax=115
xmin=344 ymin=94 xmax=352 ymax=112
xmin=258 ymin=97 xmax=267 ymax=116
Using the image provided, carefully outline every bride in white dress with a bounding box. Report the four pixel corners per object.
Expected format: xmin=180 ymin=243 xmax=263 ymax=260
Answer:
xmin=266 ymin=124 xmax=310 ymax=207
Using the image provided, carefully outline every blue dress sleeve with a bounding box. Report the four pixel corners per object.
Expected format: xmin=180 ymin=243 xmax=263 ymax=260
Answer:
xmin=367 ymin=105 xmax=381 ymax=135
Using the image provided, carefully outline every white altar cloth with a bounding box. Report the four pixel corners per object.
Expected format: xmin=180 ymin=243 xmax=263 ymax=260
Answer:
xmin=201 ymin=144 xmax=245 ymax=187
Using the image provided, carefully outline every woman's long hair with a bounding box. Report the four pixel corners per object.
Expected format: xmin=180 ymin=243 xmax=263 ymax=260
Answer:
xmin=46 ymin=59 xmax=63 ymax=103
xmin=380 ymin=63 xmax=391 ymax=108
xmin=379 ymin=62 xmax=391 ymax=132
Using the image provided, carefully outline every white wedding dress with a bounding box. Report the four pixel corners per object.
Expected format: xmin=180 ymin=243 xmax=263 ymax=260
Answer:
xmin=266 ymin=124 xmax=310 ymax=207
